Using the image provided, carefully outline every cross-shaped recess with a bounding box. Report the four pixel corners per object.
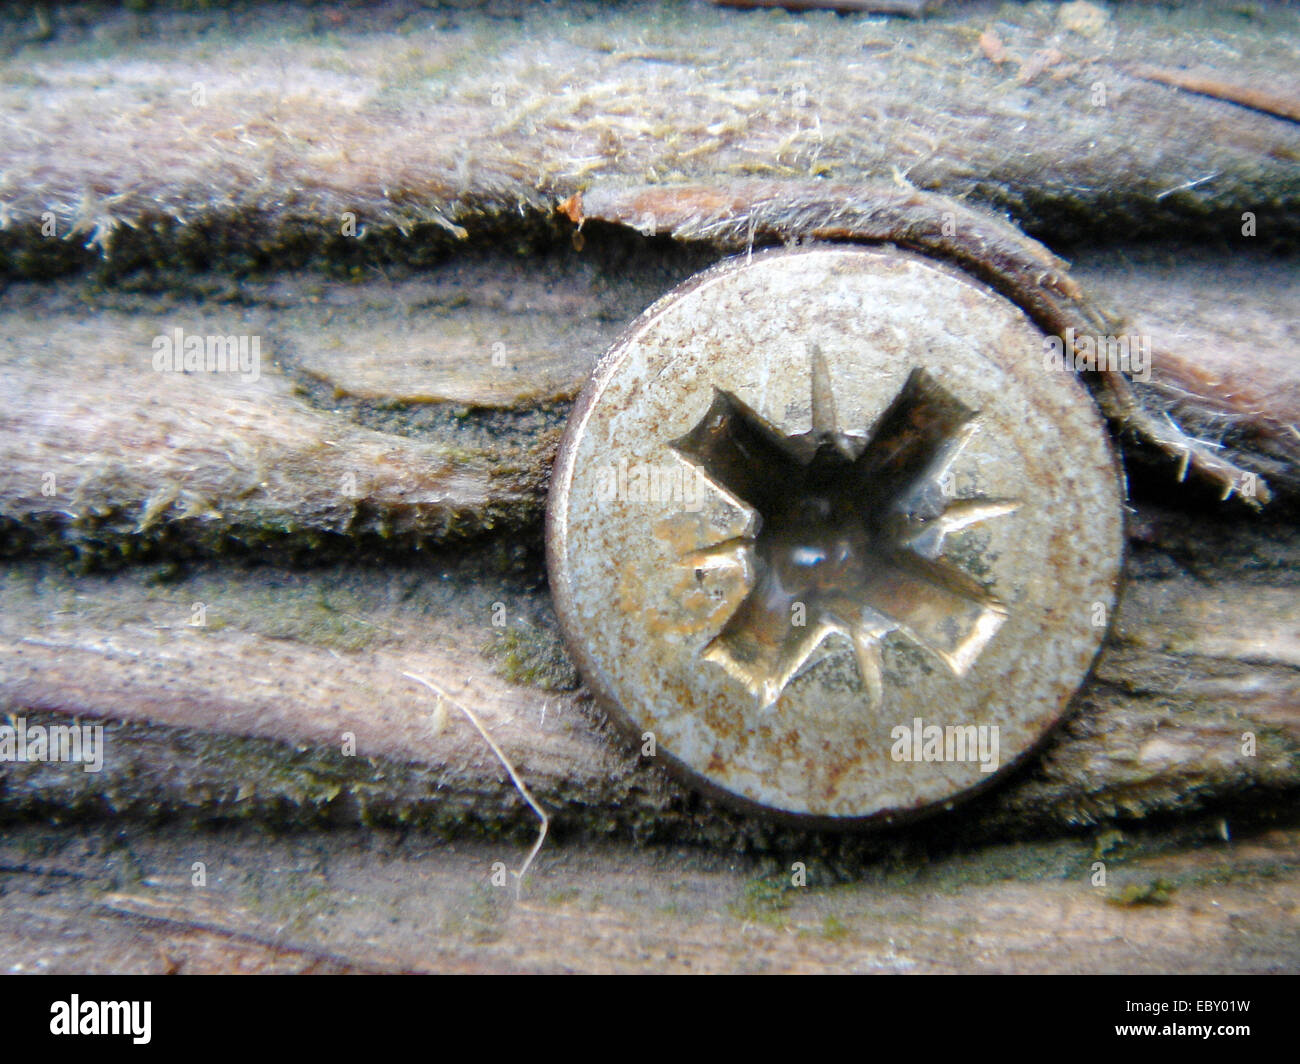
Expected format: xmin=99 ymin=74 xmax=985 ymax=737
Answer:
xmin=670 ymin=351 xmax=1019 ymax=712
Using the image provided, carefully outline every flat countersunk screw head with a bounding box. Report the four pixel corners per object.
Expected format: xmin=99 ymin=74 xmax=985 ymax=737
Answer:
xmin=546 ymin=246 xmax=1124 ymax=827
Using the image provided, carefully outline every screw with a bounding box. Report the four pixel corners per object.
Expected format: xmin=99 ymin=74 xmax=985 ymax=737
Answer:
xmin=546 ymin=246 xmax=1124 ymax=827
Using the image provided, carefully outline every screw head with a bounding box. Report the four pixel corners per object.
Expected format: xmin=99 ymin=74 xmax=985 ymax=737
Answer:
xmin=547 ymin=246 xmax=1123 ymax=827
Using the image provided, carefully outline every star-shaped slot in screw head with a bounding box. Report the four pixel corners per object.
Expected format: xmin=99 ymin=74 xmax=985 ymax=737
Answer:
xmin=669 ymin=349 xmax=1021 ymax=713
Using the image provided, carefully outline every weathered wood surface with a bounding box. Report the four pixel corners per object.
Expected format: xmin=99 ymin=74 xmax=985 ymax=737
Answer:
xmin=0 ymin=248 xmax=1297 ymax=845
xmin=2 ymin=0 xmax=1296 ymax=494
xmin=0 ymin=0 xmax=1297 ymax=973
xmin=2 ymin=0 xmax=1297 ymax=267
xmin=4 ymin=819 xmax=1298 ymax=974
xmin=2 ymin=243 xmax=1297 ymax=560
xmin=2 ymin=500 xmax=1298 ymax=845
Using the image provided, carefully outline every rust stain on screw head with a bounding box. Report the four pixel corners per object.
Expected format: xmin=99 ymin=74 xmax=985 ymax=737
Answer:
xmin=546 ymin=246 xmax=1124 ymax=827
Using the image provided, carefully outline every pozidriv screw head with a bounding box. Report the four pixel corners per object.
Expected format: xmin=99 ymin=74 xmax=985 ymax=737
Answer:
xmin=546 ymin=246 xmax=1124 ymax=827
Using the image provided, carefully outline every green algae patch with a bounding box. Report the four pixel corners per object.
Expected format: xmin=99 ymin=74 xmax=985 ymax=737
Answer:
xmin=480 ymin=625 xmax=579 ymax=693
xmin=1107 ymin=877 xmax=1178 ymax=908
